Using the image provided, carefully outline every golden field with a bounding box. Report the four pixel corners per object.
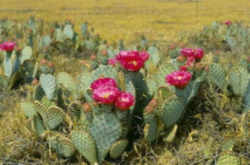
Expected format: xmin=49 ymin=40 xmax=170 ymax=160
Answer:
xmin=0 ymin=0 xmax=250 ymax=42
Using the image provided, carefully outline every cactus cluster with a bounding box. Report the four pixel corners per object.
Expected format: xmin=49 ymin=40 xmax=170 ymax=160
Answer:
xmin=0 ymin=18 xmax=248 ymax=164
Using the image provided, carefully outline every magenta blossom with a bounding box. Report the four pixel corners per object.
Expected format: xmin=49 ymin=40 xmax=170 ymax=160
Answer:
xmin=116 ymin=50 xmax=150 ymax=72
xmin=186 ymin=56 xmax=195 ymax=67
xmin=0 ymin=42 xmax=16 ymax=52
xmin=225 ymin=20 xmax=232 ymax=26
xmin=115 ymin=92 xmax=135 ymax=111
xmin=180 ymin=48 xmax=204 ymax=60
xmin=108 ymin=58 xmax=118 ymax=66
xmin=180 ymin=48 xmax=193 ymax=58
xmin=140 ymin=51 xmax=150 ymax=62
xmin=92 ymin=86 xmax=120 ymax=104
xmin=166 ymin=70 xmax=192 ymax=89
xmin=179 ymin=65 xmax=188 ymax=71
xmin=193 ymin=48 xmax=204 ymax=60
xmin=90 ymin=77 xmax=117 ymax=90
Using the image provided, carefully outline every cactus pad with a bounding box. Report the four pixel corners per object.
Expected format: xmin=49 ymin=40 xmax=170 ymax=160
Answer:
xmin=20 ymin=101 xmax=37 ymax=118
xmin=32 ymin=115 xmax=45 ymax=136
xmin=71 ymin=130 xmax=98 ymax=164
xmin=56 ymin=72 xmax=77 ymax=92
xmin=90 ymin=112 xmax=122 ymax=162
xmin=109 ymin=139 xmax=128 ymax=159
xmin=161 ymin=98 xmax=185 ymax=128
xmin=229 ymin=66 xmax=249 ymax=97
xmin=40 ymin=74 xmax=56 ymax=100
xmin=143 ymin=113 xmax=158 ymax=143
xmin=207 ymin=63 xmax=226 ymax=90
xmin=48 ymin=134 xmax=75 ymax=158
xmin=45 ymin=106 xmax=65 ymax=130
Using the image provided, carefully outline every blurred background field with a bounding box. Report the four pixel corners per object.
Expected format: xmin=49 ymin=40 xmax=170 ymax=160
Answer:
xmin=0 ymin=0 xmax=250 ymax=42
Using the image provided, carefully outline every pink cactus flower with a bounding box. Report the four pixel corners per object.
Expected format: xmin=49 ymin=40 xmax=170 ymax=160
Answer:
xmin=180 ymin=48 xmax=194 ymax=58
xmin=116 ymin=50 xmax=149 ymax=72
xmin=115 ymin=92 xmax=135 ymax=111
xmin=165 ymin=70 xmax=192 ymax=89
xmin=92 ymin=86 xmax=120 ymax=104
xmin=0 ymin=42 xmax=16 ymax=52
xmin=193 ymin=48 xmax=204 ymax=60
xmin=108 ymin=58 xmax=118 ymax=66
xmin=140 ymin=51 xmax=150 ymax=62
xmin=225 ymin=20 xmax=232 ymax=26
xmin=179 ymin=65 xmax=188 ymax=71
xmin=186 ymin=56 xmax=195 ymax=67
xmin=90 ymin=77 xmax=117 ymax=90
xmin=181 ymin=48 xmax=204 ymax=60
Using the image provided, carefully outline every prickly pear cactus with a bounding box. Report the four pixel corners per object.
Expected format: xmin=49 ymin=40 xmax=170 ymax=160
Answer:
xmin=63 ymin=24 xmax=74 ymax=40
xmin=90 ymin=112 xmax=122 ymax=162
xmin=32 ymin=115 xmax=46 ymax=136
xmin=244 ymin=82 xmax=250 ymax=112
xmin=109 ymin=139 xmax=128 ymax=159
xmin=56 ymin=72 xmax=77 ymax=93
xmin=207 ymin=63 xmax=227 ymax=90
xmin=145 ymin=46 xmax=160 ymax=71
xmin=40 ymin=74 xmax=56 ymax=100
xmin=20 ymin=46 xmax=32 ymax=64
xmin=20 ymin=101 xmax=37 ymax=118
xmin=160 ymin=98 xmax=185 ymax=128
xmin=71 ymin=130 xmax=98 ymax=165
xmin=143 ymin=112 xmax=158 ymax=143
xmin=229 ymin=66 xmax=249 ymax=97
xmin=34 ymin=101 xmax=65 ymax=130
xmin=3 ymin=52 xmax=20 ymax=78
xmin=48 ymin=133 xmax=75 ymax=158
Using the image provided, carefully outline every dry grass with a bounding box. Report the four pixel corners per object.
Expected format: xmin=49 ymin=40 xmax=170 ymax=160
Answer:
xmin=1 ymin=0 xmax=250 ymax=42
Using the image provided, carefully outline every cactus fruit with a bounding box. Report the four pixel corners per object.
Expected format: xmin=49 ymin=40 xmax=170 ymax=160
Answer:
xmin=71 ymin=130 xmax=98 ymax=165
xmin=229 ymin=66 xmax=249 ymax=97
xmin=40 ymin=74 xmax=56 ymax=100
xmin=207 ymin=63 xmax=226 ymax=90
xmin=90 ymin=113 xmax=122 ymax=162
xmin=109 ymin=139 xmax=128 ymax=159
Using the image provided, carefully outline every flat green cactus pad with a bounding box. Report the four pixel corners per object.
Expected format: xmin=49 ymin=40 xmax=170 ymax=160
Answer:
xmin=20 ymin=101 xmax=37 ymax=118
xmin=90 ymin=112 xmax=122 ymax=163
xmin=144 ymin=113 xmax=158 ymax=143
xmin=71 ymin=130 xmax=98 ymax=164
xmin=161 ymin=98 xmax=185 ymax=128
xmin=32 ymin=115 xmax=45 ymax=136
xmin=40 ymin=74 xmax=56 ymax=100
xmin=56 ymin=72 xmax=77 ymax=92
xmin=207 ymin=63 xmax=226 ymax=90
xmin=48 ymin=134 xmax=75 ymax=158
xmin=45 ymin=106 xmax=65 ymax=130
xmin=109 ymin=139 xmax=128 ymax=159
xmin=229 ymin=66 xmax=249 ymax=97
